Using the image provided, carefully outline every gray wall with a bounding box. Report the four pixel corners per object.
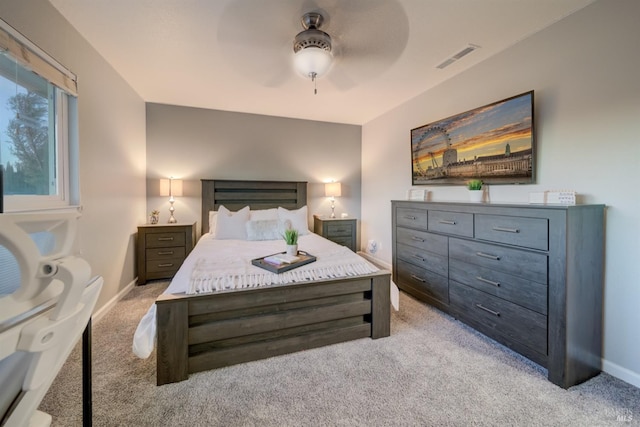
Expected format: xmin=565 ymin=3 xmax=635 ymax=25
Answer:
xmin=1 ymin=0 xmax=147 ymax=310
xmin=145 ymin=104 xmax=362 ymax=245
xmin=361 ymin=0 xmax=640 ymax=387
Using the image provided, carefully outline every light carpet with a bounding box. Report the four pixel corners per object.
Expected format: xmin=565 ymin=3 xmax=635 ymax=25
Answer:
xmin=39 ymin=281 xmax=639 ymax=426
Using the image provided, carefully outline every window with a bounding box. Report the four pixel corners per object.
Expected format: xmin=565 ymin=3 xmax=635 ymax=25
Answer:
xmin=0 ymin=18 xmax=78 ymax=212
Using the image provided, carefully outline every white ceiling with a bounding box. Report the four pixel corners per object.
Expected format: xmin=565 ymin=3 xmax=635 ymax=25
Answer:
xmin=48 ymin=0 xmax=594 ymax=125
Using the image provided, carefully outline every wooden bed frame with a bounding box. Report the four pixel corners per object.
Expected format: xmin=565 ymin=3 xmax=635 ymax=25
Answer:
xmin=155 ymin=179 xmax=391 ymax=385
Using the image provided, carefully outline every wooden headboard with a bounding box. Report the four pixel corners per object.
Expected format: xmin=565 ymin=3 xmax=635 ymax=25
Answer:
xmin=201 ymin=179 xmax=308 ymax=234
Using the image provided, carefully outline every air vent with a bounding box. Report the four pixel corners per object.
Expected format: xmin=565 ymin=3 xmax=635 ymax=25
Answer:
xmin=436 ymin=44 xmax=480 ymax=69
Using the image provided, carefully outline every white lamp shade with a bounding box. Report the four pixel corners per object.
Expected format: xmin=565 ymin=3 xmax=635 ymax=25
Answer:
xmin=294 ymin=47 xmax=333 ymax=78
xmin=159 ymin=179 xmax=170 ymax=197
xmin=160 ymin=178 xmax=183 ymax=197
xmin=325 ymin=182 xmax=342 ymax=198
xmin=171 ymin=179 xmax=183 ymax=197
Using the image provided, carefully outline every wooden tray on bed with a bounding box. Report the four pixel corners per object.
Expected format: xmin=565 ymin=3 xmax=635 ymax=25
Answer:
xmin=251 ymin=251 xmax=316 ymax=273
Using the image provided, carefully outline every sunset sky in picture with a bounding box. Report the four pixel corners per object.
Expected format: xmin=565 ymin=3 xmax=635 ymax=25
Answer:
xmin=412 ymin=93 xmax=532 ymax=167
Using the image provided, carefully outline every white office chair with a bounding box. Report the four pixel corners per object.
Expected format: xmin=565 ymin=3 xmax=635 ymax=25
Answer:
xmin=0 ymin=212 xmax=102 ymax=427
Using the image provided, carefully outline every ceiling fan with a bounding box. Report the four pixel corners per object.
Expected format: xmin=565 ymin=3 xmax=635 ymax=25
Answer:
xmin=216 ymin=0 xmax=409 ymax=93
xmin=292 ymin=12 xmax=333 ymax=94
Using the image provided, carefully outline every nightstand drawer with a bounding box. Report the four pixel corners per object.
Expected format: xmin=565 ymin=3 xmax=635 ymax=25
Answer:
xmin=326 ymin=222 xmax=353 ymax=237
xmin=146 ymin=258 xmax=182 ymax=274
xmin=146 ymin=232 xmax=186 ymax=248
xmin=146 ymin=247 xmax=186 ymax=261
xmin=328 ymin=236 xmax=353 ymax=247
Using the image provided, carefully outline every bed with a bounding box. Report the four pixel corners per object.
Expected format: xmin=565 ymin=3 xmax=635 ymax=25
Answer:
xmin=136 ymin=179 xmax=391 ymax=385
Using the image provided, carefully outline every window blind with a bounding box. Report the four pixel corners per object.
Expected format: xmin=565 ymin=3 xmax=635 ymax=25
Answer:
xmin=0 ymin=17 xmax=77 ymax=96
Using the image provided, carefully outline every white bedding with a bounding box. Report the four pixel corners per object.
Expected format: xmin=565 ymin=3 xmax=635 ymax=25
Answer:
xmin=132 ymin=233 xmax=398 ymax=358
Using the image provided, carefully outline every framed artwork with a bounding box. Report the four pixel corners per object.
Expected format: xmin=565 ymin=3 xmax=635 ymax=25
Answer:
xmin=411 ymin=91 xmax=535 ymax=185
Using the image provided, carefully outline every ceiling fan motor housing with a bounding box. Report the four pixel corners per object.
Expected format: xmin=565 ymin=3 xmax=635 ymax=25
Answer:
xmin=293 ymin=12 xmax=332 ymax=53
xmin=292 ymin=12 xmax=333 ymax=83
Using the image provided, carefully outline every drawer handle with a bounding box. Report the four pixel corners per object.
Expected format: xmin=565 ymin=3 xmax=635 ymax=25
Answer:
xmin=157 ymin=251 xmax=174 ymax=255
xmin=476 ymin=251 xmax=501 ymax=261
xmin=157 ymin=263 xmax=174 ymax=268
xmin=410 ymin=274 xmax=426 ymax=283
xmin=476 ymin=276 xmax=500 ymax=287
xmin=475 ymin=304 xmax=500 ymax=317
xmin=493 ymin=226 xmax=520 ymax=233
xmin=334 ymin=228 xmax=347 ymax=233
xmin=439 ymin=220 xmax=456 ymax=225
xmin=411 ymin=236 xmax=425 ymax=242
xmin=403 ymin=215 xmax=417 ymax=220
xmin=412 ymin=254 xmax=425 ymax=262
xmin=157 ymin=237 xmax=174 ymax=241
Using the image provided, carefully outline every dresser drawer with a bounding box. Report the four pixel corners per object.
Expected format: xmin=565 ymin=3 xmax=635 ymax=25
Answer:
xmin=449 ymin=258 xmax=547 ymax=315
xmin=146 ymin=232 xmax=186 ymax=248
xmin=397 ymin=243 xmax=448 ymax=277
xmin=428 ymin=210 xmax=473 ymax=237
xmin=396 ymin=227 xmax=448 ymax=256
xmin=146 ymin=247 xmax=186 ymax=261
xmin=326 ymin=222 xmax=353 ymax=237
xmin=449 ymin=238 xmax=547 ymax=284
xmin=396 ymin=260 xmax=448 ymax=304
xmin=475 ymin=214 xmax=548 ymax=250
xmin=396 ymin=208 xmax=428 ymax=230
xmin=449 ymin=281 xmax=547 ymax=354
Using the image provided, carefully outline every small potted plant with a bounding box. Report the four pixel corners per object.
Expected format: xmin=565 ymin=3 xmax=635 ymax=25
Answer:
xmin=283 ymin=228 xmax=299 ymax=256
xmin=467 ymin=179 xmax=483 ymax=202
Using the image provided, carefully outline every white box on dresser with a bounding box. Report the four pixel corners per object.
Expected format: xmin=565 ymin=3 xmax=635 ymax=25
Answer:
xmin=391 ymin=200 xmax=605 ymax=389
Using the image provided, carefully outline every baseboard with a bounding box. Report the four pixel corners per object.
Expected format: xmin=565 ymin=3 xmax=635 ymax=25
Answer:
xmin=603 ymin=359 xmax=640 ymax=389
xmin=357 ymin=252 xmax=391 ymax=271
xmin=91 ymin=277 xmax=137 ymax=324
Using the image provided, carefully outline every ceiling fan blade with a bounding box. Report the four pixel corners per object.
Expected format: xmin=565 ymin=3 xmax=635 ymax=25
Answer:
xmin=324 ymin=0 xmax=409 ymax=90
xmin=215 ymin=0 xmax=408 ymax=91
xmin=216 ymin=0 xmax=298 ymax=87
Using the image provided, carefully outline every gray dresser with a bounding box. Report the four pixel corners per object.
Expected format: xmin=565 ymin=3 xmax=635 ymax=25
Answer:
xmin=391 ymin=201 xmax=605 ymax=388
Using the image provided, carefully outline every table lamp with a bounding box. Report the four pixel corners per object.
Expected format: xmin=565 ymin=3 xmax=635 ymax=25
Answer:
xmin=160 ymin=178 xmax=183 ymax=223
xmin=324 ymin=181 xmax=342 ymax=218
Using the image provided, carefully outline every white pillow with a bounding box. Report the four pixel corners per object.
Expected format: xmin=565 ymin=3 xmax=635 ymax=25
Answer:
xmin=208 ymin=211 xmax=217 ymax=235
xmin=215 ymin=205 xmax=250 ymax=240
xmin=245 ymin=219 xmax=283 ymax=241
xmin=277 ymin=206 xmax=309 ymax=235
xmin=250 ymin=208 xmax=278 ymax=221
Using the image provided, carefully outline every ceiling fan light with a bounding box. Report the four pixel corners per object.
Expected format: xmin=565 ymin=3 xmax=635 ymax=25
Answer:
xmin=293 ymin=47 xmax=333 ymax=78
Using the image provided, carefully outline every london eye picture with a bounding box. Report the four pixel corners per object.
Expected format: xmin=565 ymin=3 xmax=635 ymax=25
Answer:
xmin=411 ymin=91 xmax=535 ymax=185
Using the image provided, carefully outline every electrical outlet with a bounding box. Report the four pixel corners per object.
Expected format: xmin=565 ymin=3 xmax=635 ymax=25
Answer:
xmin=367 ymin=240 xmax=379 ymax=254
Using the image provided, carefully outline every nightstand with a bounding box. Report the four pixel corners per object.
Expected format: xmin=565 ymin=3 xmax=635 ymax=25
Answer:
xmin=313 ymin=215 xmax=357 ymax=252
xmin=137 ymin=222 xmax=196 ymax=285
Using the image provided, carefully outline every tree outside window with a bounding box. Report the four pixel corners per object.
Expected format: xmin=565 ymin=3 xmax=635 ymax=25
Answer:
xmin=2 ymin=90 xmax=53 ymax=196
